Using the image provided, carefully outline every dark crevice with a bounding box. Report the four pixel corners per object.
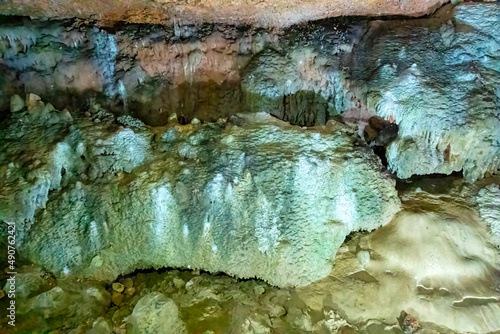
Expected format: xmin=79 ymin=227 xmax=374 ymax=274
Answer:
xmin=395 ymin=170 xmax=465 ymax=194
xmin=371 ymin=145 xmax=388 ymax=167
xmin=177 ymin=115 xmax=189 ymax=125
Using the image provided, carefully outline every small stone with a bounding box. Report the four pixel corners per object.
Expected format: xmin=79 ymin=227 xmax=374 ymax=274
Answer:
xmin=121 ymin=277 xmax=134 ymax=288
xmin=253 ymin=286 xmax=265 ymax=295
xmin=61 ymin=109 xmax=73 ymax=122
xmin=88 ymin=317 xmax=112 ymax=334
xmin=357 ymin=250 xmax=370 ymax=267
xmin=26 ymin=93 xmax=41 ymax=108
xmin=10 ymin=94 xmax=25 ymax=113
xmin=94 ymin=118 xmax=101 ymax=123
xmin=169 ymin=113 xmax=178 ymax=121
xmin=112 ymin=282 xmax=125 ymax=293
xmin=403 ymin=313 xmax=420 ymax=333
xmin=185 ymin=280 xmax=195 ymax=291
xmin=45 ymin=103 xmax=56 ymax=112
xmin=191 ymin=118 xmax=201 ymax=125
xmin=172 ymin=278 xmax=185 ymax=289
xmin=125 ymin=287 xmax=136 ymax=296
xmin=112 ymin=292 xmax=123 ymax=306
xmin=84 ymin=111 xmax=92 ymax=117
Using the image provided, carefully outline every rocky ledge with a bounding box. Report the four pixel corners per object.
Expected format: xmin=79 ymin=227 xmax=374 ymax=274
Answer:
xmin=0 ymin=0 xmax=448 ymax=28
xmin=0 ymin=95 xmax=400 ymax=287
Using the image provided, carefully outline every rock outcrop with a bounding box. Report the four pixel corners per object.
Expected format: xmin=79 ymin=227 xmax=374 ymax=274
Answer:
xmin=1 ymin=3 xmax=498 ymax=181
xmin=347 ymin=3 xmax=500 ymax=181
xmin=0 ymin=0 xmax=448 ymax=28
xmin=5 ymin=176 xmax=500 ymax=333
xmin=1 ymin=2 xmax=500 ymax=333
xmin=0 ymin=96 xmax=400 ymax=287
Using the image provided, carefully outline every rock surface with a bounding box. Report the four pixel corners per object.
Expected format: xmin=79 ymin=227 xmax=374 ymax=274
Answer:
xmin=0 ymin=0 xmax=447 ymax=28
xmin=347 ymin=3 xmax=500 ymax=181
xmin=477 ymin=184 xmax=500 ymax=248
xmin=0 ymin=97 xmax=400 ymax=287
xmin=127 ymin=292 xmax=187 ymax=334
xmin=3 ymin=177 xmax=499 ymax=333
xmin=0 ymin=3 xmax=498 ymax=180
xmin=0 ymin=2 xmax=499 ymax=333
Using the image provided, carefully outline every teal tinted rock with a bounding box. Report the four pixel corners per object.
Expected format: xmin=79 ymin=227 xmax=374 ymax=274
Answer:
xmin=0 ymin=103 xmax=400 ymax=287
xmin=242 ymin=48 xmax=349 ymax=126
xmin=348 ymin=4 xmax=500 ymax=181
xmin=9 ymin=94 xmax=24 ymax=113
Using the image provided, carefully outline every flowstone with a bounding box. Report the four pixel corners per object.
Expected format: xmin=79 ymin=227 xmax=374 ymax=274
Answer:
xmin=348 ymin=4 xmax=500 ymax=181
xmin=0 ymin=96 xmax=400 ymax=287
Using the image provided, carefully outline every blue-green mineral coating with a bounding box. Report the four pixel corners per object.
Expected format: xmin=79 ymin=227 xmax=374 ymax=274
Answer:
xmin=0 ymin=102 xmax=400 ymax=287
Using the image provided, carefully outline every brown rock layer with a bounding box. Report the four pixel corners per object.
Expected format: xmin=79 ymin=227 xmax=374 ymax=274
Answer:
xmin=0 ymin=0 xmax=448 ymax=28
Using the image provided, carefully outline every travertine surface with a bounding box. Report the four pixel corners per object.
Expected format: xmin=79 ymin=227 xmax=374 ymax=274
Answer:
xmin=4 ymin=177 xmax=500 ymax=333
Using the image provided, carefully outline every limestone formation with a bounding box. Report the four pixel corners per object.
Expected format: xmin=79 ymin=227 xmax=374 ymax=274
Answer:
xmin=0 ymin=97 xmax=400 ymax=287
xmin=6 ymin=177 xmax=500 ymax=333
xmin=1 ymin=3 xmax=498 ymax=180
xmin=347 ymin=4 xmax=500 ymax=181
xmin=0 ymin=1 xmax=500 ymax=333
xmin=127 ymin=293 xmax=187 ymax=334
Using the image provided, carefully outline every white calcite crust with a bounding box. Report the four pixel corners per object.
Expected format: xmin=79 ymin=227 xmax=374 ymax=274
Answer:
xmin=348 ymin=4 xmax=500 ymax=181
xmin=0 ymin=100 xmax=400 ymax=287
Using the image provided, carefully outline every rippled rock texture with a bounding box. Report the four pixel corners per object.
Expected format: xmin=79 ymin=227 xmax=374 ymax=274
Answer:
xmin=0 ymin=97 xmax=399 ymax=287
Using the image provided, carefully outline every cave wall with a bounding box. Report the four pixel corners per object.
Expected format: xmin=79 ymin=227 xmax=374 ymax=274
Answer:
xmin=1 ymin=3 xmax=499 ymax=181
xmin=0 ymin=99 xmax=400 ymax=287
xmin=0 ymin=2 xmax=499 ymax=289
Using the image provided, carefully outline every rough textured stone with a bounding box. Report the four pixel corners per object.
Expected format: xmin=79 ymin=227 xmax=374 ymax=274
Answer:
xmin=477 ymin=184 xmax=500 ymax=248
xmin=5 ymin=175 xmax=500 ymax=333
xmin=127 ymin=292 xmax=187 ymax=334
xmin=112 ymin=282 xmax=125 ymax=293
xmin=9 ymin=93 xmax=24 ymax=113
xmin=0 ymin=0 xmax=447 ymax=28
xmin=1 ymin=3 xmax=498 ymax=181
xmin=347 ymin=4 xmax=500 ymax=181
xmin=87 ymin=317 xmax=112 ymax=334
xmin=0 ymin=100 xmax=400 ymax=287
